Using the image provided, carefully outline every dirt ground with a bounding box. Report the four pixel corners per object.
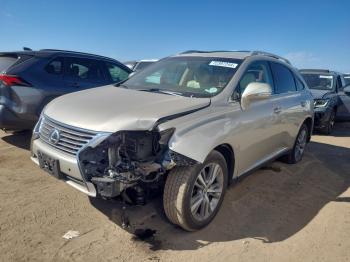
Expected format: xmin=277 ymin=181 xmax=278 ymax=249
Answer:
xmin=1 ymin=123 xmax=350 ymax=262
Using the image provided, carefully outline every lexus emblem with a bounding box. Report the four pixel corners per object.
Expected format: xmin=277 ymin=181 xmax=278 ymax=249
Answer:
xmin=49 ymin=129 xmax=60 ymax=145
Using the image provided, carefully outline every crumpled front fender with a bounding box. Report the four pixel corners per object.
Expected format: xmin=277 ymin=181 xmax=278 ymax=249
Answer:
xmin=159 ymin=106 xmax=239 ymax=164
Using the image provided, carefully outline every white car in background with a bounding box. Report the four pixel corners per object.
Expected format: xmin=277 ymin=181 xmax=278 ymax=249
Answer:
xmin=124 ymin=59 xmax=158 ymax=72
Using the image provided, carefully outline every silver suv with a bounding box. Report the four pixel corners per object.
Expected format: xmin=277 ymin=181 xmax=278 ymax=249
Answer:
xmin=31 ymin=50 xmax=314 ymax=231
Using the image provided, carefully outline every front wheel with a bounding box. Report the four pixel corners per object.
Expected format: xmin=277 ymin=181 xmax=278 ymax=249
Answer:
xmin=163 ymin=151 xmax=228 ymax=231
xmin=322 ymin=110 xmax=336 ymax=135
xmin=282 ymin=123 xmax=309 ymax=164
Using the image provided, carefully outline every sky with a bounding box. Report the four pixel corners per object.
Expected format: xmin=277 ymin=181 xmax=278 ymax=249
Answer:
xmin=1 ymin=0 xmax=349 ymax=72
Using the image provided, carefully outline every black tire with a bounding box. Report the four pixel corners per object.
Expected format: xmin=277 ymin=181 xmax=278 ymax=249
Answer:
xmin=163 ymin=150 xmax=228 ymax=231
xmin=281 ymin=123 xmax=309 ymax=164
xmin=322 ymin=110 xmax=336 ymax=135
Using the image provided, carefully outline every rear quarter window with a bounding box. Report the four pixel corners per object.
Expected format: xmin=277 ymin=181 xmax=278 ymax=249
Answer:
xmin=0 ymin=56 xmax=18 ymax=73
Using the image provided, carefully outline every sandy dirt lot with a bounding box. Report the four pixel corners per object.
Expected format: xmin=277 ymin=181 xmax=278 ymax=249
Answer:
xmin=1 ymin=123 xmax=350 ymax=262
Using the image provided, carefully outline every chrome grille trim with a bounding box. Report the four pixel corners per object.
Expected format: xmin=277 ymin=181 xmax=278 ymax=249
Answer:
xmin=39 ymin=116 xmax=99 ymax=156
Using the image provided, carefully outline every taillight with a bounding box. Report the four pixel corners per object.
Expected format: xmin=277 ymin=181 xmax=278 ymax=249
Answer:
xmin=0 ymin=74 xmax=31 ymax=87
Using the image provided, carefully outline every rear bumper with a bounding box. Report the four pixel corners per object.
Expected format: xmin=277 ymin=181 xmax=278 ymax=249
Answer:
xmin=0 ymin=105 xmax=35 ymax=130
xmin=31 ymin=138 xmax=97 ymax=197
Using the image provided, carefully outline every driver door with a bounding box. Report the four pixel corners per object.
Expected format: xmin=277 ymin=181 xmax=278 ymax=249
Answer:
xmin=234 ymin=61 xmax=282 ymax=174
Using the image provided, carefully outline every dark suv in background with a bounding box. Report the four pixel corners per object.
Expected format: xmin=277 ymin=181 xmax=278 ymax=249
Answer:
xmin=339 ymin=73 xmax=350 ymax=120
xmin=0 ymin=49 xmax=131 ymax=131
xmin=300 ymin=69 xmax=350 ymax=134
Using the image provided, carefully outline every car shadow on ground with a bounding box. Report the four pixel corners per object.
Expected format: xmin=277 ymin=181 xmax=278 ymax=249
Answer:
xmin=1 ymin=130 xmax=32 ymax=150
xmin=90 ymin=138 xmax=350 ymax=251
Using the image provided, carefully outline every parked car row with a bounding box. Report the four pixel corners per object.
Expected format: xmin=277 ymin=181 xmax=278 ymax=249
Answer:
xmin=300 ymin=69 xmax=350 ymax=134
xmin=1 ymin=48 xmax=349 ymax=231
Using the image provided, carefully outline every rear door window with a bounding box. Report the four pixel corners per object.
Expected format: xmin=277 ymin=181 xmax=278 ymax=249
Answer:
xmin=105 ymin=62 xmax=129 ymax=83
xmin=45 ymin=57 xmax=64 ymax=75
xmin=65 ymin=57 xmax=105 ymax=82
xmin=0 ymin=56 xmax=18 ymax=73
xmin=270 ymin=62 xmax=297 ymax=94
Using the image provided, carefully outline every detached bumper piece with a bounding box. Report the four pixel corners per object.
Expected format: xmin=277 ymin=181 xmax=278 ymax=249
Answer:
xmin=91 ymin=177 xmax=124 ymax=198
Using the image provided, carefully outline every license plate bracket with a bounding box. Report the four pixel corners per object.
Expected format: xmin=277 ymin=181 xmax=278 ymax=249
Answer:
xmin=38 ymin=151 xmax=64 ymax=179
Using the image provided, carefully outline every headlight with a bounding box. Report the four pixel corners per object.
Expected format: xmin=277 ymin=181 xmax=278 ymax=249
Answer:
xmin=314 ymin=99 xmax=329 ymax=108
xmin=32 ymin=116 xmax=44 ymax=139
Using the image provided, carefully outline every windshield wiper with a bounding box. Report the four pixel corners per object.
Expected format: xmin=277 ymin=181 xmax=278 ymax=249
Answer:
xmin=137 ymin=88 xmax=185 ymax=97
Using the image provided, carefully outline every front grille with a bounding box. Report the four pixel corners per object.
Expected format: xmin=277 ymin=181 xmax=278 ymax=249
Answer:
xmin=39 ymin=116 xmax=98 ymax=155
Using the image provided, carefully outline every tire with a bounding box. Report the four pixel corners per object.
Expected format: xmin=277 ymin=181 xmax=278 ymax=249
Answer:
xmin=322 ymin=110 xmax=336 ymax=135
xmin=282 ymin=123 xmax=309 ymax=164
xmin=163 ymin=150 xmax=228 ymax=231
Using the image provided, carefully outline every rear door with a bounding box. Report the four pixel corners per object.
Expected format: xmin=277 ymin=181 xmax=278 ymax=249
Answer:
xmin=33 ymin=56 xmax=108 ymax=116
xmin=337 ymin=75 xmax=350 ymax=119
xmin=270 ymin=62 xmax=306 ymax=149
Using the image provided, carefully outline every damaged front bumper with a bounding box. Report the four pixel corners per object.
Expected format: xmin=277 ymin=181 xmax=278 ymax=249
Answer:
xmin=31 ymin=117 xmax=198 ymax=199
xmin=313 ymin=107 xmax=332 ymax=129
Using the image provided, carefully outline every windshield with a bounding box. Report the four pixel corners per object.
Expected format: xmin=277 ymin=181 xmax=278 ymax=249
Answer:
xmin=122 ymin=56 xmax=242 ymax=98
xmin=344 ymin=75 xmax=350 ymax=86
xmin=301 ymin=73 xmax=335 ymax=90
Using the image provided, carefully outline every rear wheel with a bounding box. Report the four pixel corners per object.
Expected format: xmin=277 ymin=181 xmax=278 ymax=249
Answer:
xmin=163 ymin=151 xmax=228 ymax=231
xmin=282 ymin=123 xmax=308 ymax=164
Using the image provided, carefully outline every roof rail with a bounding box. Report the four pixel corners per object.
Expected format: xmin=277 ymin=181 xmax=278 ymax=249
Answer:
xmin=40 ymin=49 xmax=75 ymax=52
xmin=251 ymin=51 xmax=291 ymax=65
xmin=39 ymin=49 xmax=116 ymax=61
xmin=179 ymin=50 xmax=292 ymax=64
xmin=179 ymin=50 xmax=238 ymax=54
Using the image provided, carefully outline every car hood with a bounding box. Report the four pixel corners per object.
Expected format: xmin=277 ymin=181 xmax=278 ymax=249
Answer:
xmin=310 ymin=89 xmax=334 ymax=99
xmin=44 ymin=85 xmax=211 ymax=132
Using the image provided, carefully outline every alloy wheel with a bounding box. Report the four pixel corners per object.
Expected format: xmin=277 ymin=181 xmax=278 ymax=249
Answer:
xmin=190 ymin=163 xmax=224 ymax=221
xmin=294 ymin=128 xmax=307 ymax=162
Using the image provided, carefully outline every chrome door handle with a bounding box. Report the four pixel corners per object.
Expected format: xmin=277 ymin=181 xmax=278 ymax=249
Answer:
xmin=273 ymin=106 xmax=282 ymax=114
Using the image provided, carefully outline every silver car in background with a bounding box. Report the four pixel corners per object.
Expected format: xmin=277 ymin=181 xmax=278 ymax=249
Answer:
xmin=31 ymin=50 xmax=313 ymax=231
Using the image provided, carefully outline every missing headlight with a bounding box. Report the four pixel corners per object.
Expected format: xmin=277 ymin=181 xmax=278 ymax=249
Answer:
xmin=78 ymin=129 xmax=175 ymax=198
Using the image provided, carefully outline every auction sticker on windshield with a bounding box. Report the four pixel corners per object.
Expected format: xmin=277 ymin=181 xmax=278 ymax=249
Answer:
xmin=319 ymin=75 xmax=333 ymax=79
xmin=209 ymin=61 xmax=238 ymax=68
